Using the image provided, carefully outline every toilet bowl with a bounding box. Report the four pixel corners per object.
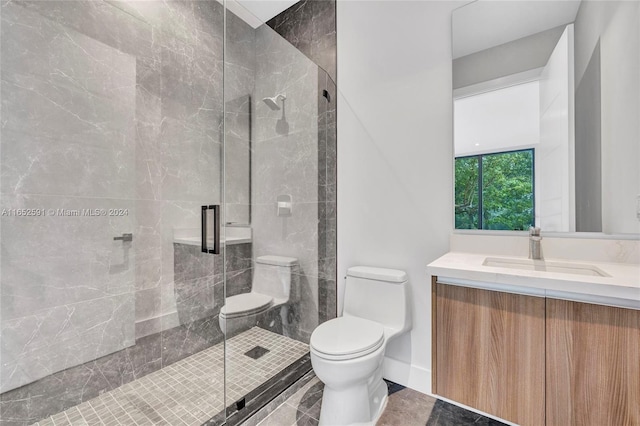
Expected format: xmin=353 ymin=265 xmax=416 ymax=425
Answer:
xmin=219 ymin=255 xmax=298 ymax=336
xmin=310 ymin=266 xmax=412 ymax=426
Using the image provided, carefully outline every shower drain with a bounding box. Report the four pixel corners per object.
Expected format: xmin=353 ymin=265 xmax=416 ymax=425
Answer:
xmin=244 ymin=346 xmax=270 ymax=359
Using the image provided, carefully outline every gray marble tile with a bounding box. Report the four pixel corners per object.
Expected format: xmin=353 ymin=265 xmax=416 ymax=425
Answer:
xmin=310 ymin=1 xmax=337 ymax=82
xmin=225 ymin=95 xmax=252 ymax=225
xmin=1 ymin=84 xmax=136 ymax=199
xmin=160 ymin=315 xmax=223 ymax=367
xmin=325 ymin=220 xmax=337 ymax=261
xmin=426 ymin=399 xmax=508 ymax=426
xmin=294 ymin=413 xmax=319 ymax=426
xmin=156 ymin=113 xmax=222 ymax=203
xmin=252 ymin=133 xmax=319 ymax=205
xmin=174 ymin=243 xmax=217 ymax=283
xmin=287 ymin=274 xmax=319 ymax=343
xmin=251 ymin=2 xmax=337 ymax=349
xmin=13 ymin=1 xmax=155 ymax=59
xmin=317 ymin=204 xmax=336 ymax=261
xmin=134 ymin=86 xmax=163 ymax=201
xmin=250 ymin=376 xmax=323 ymax=426
xmin=0 ymin=0 xmax=229 ymax=400
xmin=289 ymin=380 xmax=323 ymax=416
xmin=325 ymin=76 xmax=337 ymax=125
xmin=225 ymin=9 xmax=256 ymax=103
xmin=0 ymin=196 xmax=137 ymax=392
xmin=257 ymin=403 xmax=299 ymax=426
xmin=1 ymin=4 xmax=136 ymax=92
xmin=0 ymin=397 xmax=35 ymax=426
xmin=226 ymin=268 xmax=253 ymax=298
xmin=252 ymin=202 xmax=319 ymax=280
xmin=266 ymin=1 xmax=336 ymax=83
xmin=317 ymin=257 xmax=336 ymax=281
xmin=377 ymin=385 xmax=435 ymax=426
xmin=109 ymin=0 xmax=224 ymax=43
xmin=226 ymin=243 xmax=253 ymax=273
xmin=239 ymin=372 xmax=315 ymax=426
xmin=252 ymin=378 xmax=506 ymax=426
xmin=318 ymin=280 xmax=337 ymax=323
xmin=0 ymin=332 xmax=161 ymax=425
xmin=1 ymin=0 xmax=336 ymax=422
xmin=159 ymin=39 xmax=223 ymax=120
xmin=175 ymin=275 xmax=220 ymax=324
xmin=1 ymin=293 xmax=135 ymax=392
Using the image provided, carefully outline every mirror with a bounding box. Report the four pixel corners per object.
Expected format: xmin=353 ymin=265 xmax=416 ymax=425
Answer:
xmin=452 ymin=0 xmax=640 ymax=235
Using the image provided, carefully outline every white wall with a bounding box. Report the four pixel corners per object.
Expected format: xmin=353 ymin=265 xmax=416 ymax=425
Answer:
xmin=454 ymin=81 xmax=540 ymax=157
xmin=337 ymin=0 xmax=460 ymax=394
xmin=573 ymin=1 xmax=640 ymax=235
xmin=537 ymin=25 xmax=575 ymax=232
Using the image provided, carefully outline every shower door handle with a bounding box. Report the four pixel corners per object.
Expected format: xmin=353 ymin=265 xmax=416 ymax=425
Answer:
xmin=201 ymin=205 xmax=220 ymax=255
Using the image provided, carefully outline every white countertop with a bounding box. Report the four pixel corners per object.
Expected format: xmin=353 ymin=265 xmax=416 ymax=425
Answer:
xmin=427 ymin=252 xmax=640 ymax=309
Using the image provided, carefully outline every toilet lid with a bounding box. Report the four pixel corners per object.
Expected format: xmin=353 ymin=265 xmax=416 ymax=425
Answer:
xmin=220 ymin=293 xmax=273 ymax=319
xmin=310 ymin=316 xmax=384 ymax=360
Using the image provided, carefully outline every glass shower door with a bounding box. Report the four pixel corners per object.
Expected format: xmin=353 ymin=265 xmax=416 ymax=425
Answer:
xmin=221 ymin=3 xmax=336 ymax=424
xmin=0 ymin=1 xmax=227 ymax=424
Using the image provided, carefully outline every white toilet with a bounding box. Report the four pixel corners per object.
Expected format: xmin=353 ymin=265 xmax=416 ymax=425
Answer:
xmin=219 ymin=255 xmax=298 ymax=336
xmin=310 ymin=266 xmax=411 ymax=426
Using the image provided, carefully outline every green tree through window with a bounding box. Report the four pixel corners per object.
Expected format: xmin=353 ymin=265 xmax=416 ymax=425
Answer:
xmin=455 ymin=149 xmax=534 ymax=230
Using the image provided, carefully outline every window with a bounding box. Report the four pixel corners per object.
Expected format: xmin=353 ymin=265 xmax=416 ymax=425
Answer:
xmin=455 ymin=149 xmax=534 ymax=230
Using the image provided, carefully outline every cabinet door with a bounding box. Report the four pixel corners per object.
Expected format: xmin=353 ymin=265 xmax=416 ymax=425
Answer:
xmin=434 ymin=283 xmax=546 ymax=426
xmin=546 ymin=299 xmax=640 ymax=425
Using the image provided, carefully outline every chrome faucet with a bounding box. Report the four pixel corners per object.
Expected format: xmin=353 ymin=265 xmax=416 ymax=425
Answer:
xmin=529 ymin=227 xmax=542 ymax=260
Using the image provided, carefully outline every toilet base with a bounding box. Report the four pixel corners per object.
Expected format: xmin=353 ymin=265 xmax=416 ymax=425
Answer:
xmin=318 ymin=375 xmax=388 ymax=426
xmin=219 ymin=304 xmax=289 ymax=337
xmin=219 ymin=311 xmax=263 ymax=337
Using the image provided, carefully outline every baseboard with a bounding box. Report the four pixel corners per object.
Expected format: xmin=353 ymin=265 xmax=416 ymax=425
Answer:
xmin=382 ymin=357 xmax=431 ymax=395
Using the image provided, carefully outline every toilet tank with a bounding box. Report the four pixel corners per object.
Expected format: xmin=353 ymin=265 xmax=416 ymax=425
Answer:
xmin=252 ymin=255 xmax=298 ymax=301
xmin=343 ymin=266 xmax=411 ymax=334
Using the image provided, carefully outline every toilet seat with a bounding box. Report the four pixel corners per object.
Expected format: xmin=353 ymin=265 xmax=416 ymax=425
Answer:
xmin=220 ymin=293 xmax=273 ymax=319
xmin=310 ymin=316 xmax=385 ymax=361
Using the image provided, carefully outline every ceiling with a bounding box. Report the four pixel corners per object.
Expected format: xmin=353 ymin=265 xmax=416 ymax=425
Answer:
xmin=453 ymin=0 xmax=581 ymax=59
xmin=227 ymin=0 xmax=300 ymax=28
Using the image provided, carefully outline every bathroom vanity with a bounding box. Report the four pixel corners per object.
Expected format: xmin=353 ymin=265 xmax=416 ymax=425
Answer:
xmin=427 ymin=252 xmax=640 ymax=426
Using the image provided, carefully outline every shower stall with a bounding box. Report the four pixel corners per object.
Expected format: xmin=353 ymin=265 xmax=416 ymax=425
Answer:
xmin=0 ymin=1 xmax=337 ymax=424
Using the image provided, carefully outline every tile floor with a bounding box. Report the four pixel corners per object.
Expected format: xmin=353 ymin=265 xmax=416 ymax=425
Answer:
xmin=31 ymin=328 xmax=309 ymax=426
xmin=250 ymin=377 xmax=508 ymax=426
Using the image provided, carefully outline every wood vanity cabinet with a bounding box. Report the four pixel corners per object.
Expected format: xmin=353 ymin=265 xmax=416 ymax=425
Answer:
xmin=432 ymin=280 xmax=546 ymax=426
xmin=432 ymin=278 xmax=640 ymax=426
xmin=546 ymin=299 xmax=640 ymax=426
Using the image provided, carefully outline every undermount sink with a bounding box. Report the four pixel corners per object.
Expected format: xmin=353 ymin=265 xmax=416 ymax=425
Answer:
xmin=483 ymin=257 xmax=610 ymax=277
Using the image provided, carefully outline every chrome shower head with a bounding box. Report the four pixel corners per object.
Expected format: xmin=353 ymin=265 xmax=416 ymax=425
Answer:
xmin=262 ymin=94 xmax=286 ymax=111
xmin=262 ymin=97 xmax=280 ymax=110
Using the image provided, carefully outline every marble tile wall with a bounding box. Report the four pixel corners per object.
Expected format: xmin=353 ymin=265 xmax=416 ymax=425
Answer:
xmin=252 ymin=24 xmax=321 ymax=342
xmin=1 ymin=0 xmax=335 ymax=421
xmin=318 ymin=69 xmax=338 ymax=323
xmin=0 ymin=0 xmax=264 ymax=394
xmin=173 ymin=243 xmax=252 ymax=325
xmin=266 ymin=1 xmax=338 ymax=327
xmin=267 ymin=0 xmax=337 ymax=83
xmin=225 ymin=8 xmax=257 ymax=226
xmin=1 ymin=0 xmax=141 ymax=394
xmin=225 ymin=95 xmax=253 ymax=225
xmin=0 ymin=242 xmax=252 ymax=425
